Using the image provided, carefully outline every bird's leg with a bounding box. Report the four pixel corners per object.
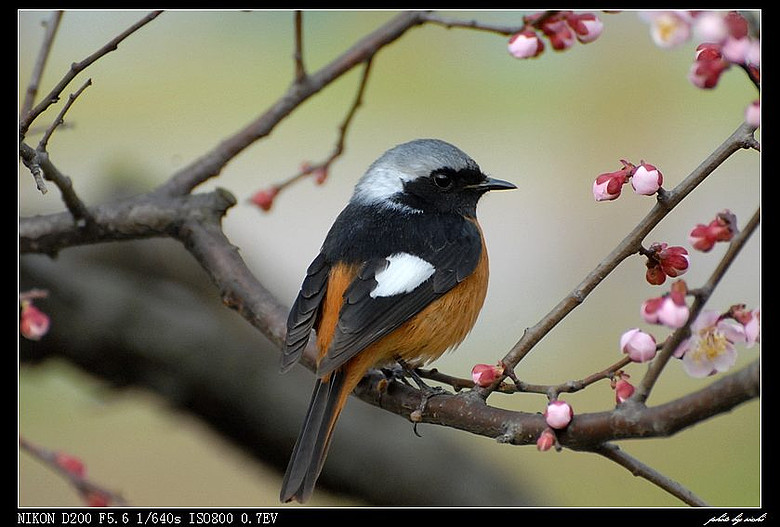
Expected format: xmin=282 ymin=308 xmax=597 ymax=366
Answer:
xmin=393 ymin=357 xmax=449 ymax=436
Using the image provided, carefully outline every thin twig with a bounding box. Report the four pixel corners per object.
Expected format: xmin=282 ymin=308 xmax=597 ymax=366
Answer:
xmin=20 ymin=435 xmax=129 ymax=506
xmin=417 ymin=355 xmax=632 ymax=396
xmin=157 ymin=11 xmax=426 ymax=197
xmin=37 ymin=78 xmax=91 ymax=152
xmin=270 ymin=58 xmax=374 ymax=196
xmin=293 ymin=11 xmax=306 ymax=82
xmin=21 ymin=11 xmax=63 ymax=122
xmin=19 ymin=10 xmax=162 ymax=137
xmin=594 ymin=443 xmax=708 ymax=506
xmin=419 ymin=10 xmax=560 ymax=36
xmin=19 ymin=143 xmax=96 ymax=227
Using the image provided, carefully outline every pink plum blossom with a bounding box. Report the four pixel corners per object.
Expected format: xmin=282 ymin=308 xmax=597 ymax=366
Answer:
xmin=674 ymin=310 xmax=745 ymax=377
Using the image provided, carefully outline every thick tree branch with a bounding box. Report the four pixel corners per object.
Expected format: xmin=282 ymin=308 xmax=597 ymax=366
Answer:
xmin=354 ymin=359 xmax=758 ymax=448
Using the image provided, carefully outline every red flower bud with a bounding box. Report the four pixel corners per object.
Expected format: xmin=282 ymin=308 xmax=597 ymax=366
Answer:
xmin=55 ymin=452 xmax=85 ymax=478
xmin=471 ymin=363 xmax=504 ymax=387
xmin=20 ymin=301 xmax=50 ymax=340
xmin=537 ymin=427 xmax=556 ymax=451
xmin=614 ymin=379 xmax=636 ymax=404
xmin=250 ymin=187 xmax=279 ymax=212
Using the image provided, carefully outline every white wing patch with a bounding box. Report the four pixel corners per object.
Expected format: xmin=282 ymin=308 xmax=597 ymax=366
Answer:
xmin=370 ymin=253 xmax=435 ymax=298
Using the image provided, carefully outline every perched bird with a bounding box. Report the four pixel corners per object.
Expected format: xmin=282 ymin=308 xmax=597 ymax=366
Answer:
xmin=280 ymin=138 xmax=515 ymax=503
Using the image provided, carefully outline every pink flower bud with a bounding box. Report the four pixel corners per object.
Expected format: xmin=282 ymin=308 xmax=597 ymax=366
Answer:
xmin=614 ymin=378 xmax=635 ymax=404
xmin=630 ymin=163 xmax=663 ymax=195
xmin=745 ymin=100 xmax=760 ymax=128
xmin=657 ymin=290 xmax=690 ymax=329
xmin=640 ymin=296 xmax=665 ymax=324
xmin=620 ymin=328 xmax=657 ymax=363
xmin=250 ymin=187 xmax=279 ymax=212
xmin=536 ymin=427 xmax=556 ymax=451
xmin=731 ymin=305 xmax=760 ymax=348
xmin=471 ymin=363 xmax=504 ymax=387
xmin=721 ymin=36 xmax=752 ymax=64
xmin=566 ymin=13 xmax=604 ymax=44
xmin=693 ymin=12 xmax=728 ymax=42
xmin=642 ymin=286 xmax=689 ymax=329
xmin=544 ymin=400 xmax=573 ymax=429
xmin=508 ymin=30 xmax=544 ymax=59
xmin=592 ymin=167 xmax=630 ymax=202
xmin=20 ymin=301 xmax=50 ymax=340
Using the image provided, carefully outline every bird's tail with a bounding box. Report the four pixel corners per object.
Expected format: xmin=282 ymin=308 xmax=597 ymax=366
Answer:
xmin=280 ymin=368 xmax=349 ymax=503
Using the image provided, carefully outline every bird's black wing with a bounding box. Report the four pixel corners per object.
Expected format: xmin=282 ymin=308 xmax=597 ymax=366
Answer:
xmin=281 ymin=253 xmax=330 ymax=373
xmin=316 ymin=220 xmax=482 ymax=376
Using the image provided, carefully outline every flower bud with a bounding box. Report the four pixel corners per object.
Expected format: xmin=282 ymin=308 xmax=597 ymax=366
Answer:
xmin=541 ymin=19 xmax=575 ymax=51
xmin=592 ymin=165 xmax=631 ymax=202
xmin=536 ymin=427 xmax=556 ymax=451
xmin=55 ymin=452 xmax=85 ymax=478
xmin=721 ymin=36 xmax=752 ymax=64
xmin=508 ymin=30 xmax=544 ymax=59
xmin=620 ymin=328 xmax=657 ymax=363
xmin=694 ymin=12 xmax=728 ymax=42
xmin=630 ymin=163 xmax=663 ymax=195
xmin=689 ymin=56 xmax=728 ymax=89
xmin=614 ymin=378 xmax=635 ymax=404
xmin=20 ymin=301 xmax=50 ymax=341
xmin=645 ymin=262 xmax=666 ymax=285
xmin=657 ymin=244 xmax=689 ymax=278
xmin=689 ymin=210 xmax=737 ymax=252
xmin=745 ymin=100 xmax=760 ymax=128
xmin=250 ymin=187 xmax=279 ymax=212
xmin=641 ymin=287 xmax=689 ymax=329
xmin=724 ymin=11 xmax=749 ymax=39
xmin=657 ymin=289 xmax=689 ymax=328
xmin=544 ymin=400 xmax=573 ymax=429
xmin=85 ymin=491 xmax=110 ymax=507
xmin=640 ymin=296 xmax=665 ymax=324
xmin=471 ymin=363 xmax=504 ymax=387
xmin=566 ymin=13 xmax=604 ymax=44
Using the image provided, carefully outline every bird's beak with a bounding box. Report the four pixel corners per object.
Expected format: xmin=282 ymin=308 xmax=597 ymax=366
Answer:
xmin=478 ymin=177 xmax=517 ymax=191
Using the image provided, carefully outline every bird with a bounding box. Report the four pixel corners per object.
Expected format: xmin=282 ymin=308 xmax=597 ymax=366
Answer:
xmin=279 ymin=138 xmax=515 ymax=503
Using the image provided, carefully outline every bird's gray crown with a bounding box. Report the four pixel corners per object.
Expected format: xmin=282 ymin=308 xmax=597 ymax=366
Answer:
xmin=351 ymin=139 xmax=481 ymax=210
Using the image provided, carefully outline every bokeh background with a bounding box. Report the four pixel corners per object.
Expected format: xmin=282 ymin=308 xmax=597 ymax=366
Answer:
xmin=19 ymin=10 xmax=760 ymax=508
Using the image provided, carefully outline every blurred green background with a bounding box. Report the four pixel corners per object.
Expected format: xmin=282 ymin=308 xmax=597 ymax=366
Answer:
xmin=19 ymin=10 xmax=760 ymax=507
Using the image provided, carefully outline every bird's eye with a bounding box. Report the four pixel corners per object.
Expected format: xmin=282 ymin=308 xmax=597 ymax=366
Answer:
xmin=432 ymin=173 xmax=453 ymax=189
